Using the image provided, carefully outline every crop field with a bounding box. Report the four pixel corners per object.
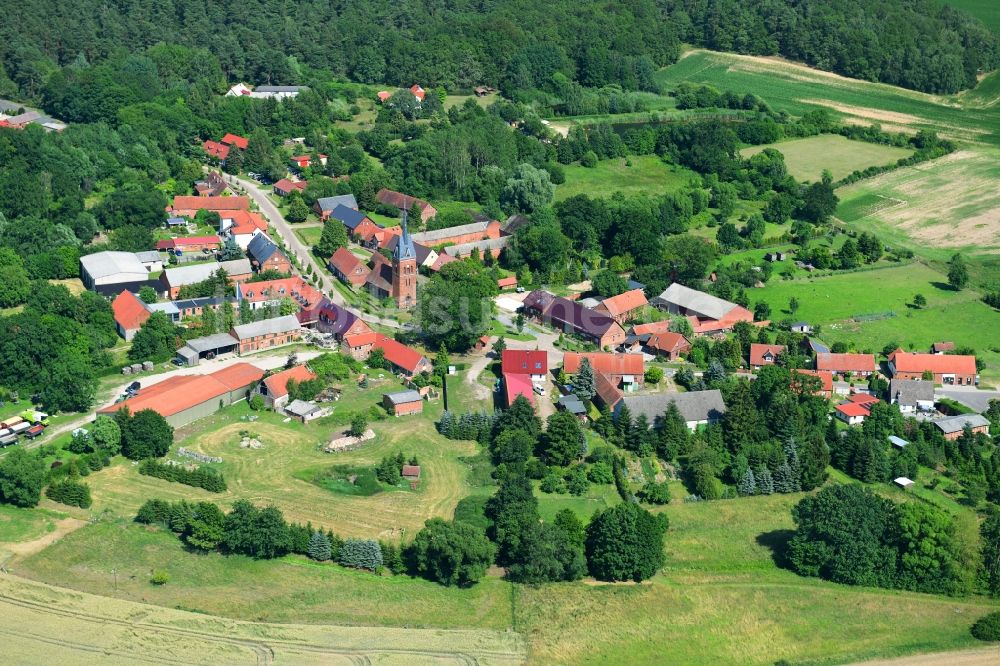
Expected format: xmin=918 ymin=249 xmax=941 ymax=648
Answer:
xmin=835 ymin=149 xmax=1000 ymax=256
xmin=741 ymin=135 xmax=913 ymax=182
xmin=656 ymin=50 xmax=1000 ymax=145
xmin=80 ymin=394 xmax=479 ymax=539
xmin=555 ymin=155 xmax=699 ymax=201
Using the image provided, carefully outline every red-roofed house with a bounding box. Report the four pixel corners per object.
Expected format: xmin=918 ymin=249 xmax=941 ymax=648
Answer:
xmin=290 ymin=154 xmax=327 ymax=170
xmin=816 ymin=353 xmax=877 ymax=377
xmin=273 ymin=179 xmax=307 ymax=197
xmin=343 ymin=330 xmax=378 ymax=360
xmin=502 ymin=350 xmax=548 ymax=383
xmin=835 ymin=402 xmax=871 ymax=426
xmin=377 ymin=91 xmax=392 ymax=103
xmin=848 ymin=394 xmax=880 ymax=408
xmin=220 ymin=210 xmax=268 ymax=249
xmin=375 ymin=189 xmax=437 ymax=224
xmin=887 ymin=349 xmax=978 ymax=385
xmin=646 ymin=332 xmax=690 ymax=361
xmin=97 ymin=363 xmax=264 ymax=427
xmin=155 ymin=235 xmax=222 ymax=254
xmin=221 ymin=133 xmax=248 ymax=150
xmin=750 ymin=344 xmax=786 ymax=369
xmin=497 ymin=276 xmax=518 ymax=291
xmin=563 ymin=352 xmax=644 ymax=389
xmin=503 ymin=372 xmax=535 ymax=408
xmin=255 ymin=365 xmax=317 ymax=409
xmin=372 ymin=335 xmax=432 ymax=377
xmin=236 ymin=276 xmax=322 ymax=317
xmin=410 ymin=85 xmax=426 ymax=102
xmin=595 ymin=289 xmax=648 ymax=324
xmin=112 ymin=290 xmax=151 ymax=341
xmin=631 ymin=321 xmax=672 ymax=337
xmin=329 ymin=247 xmax=371 ymax=287
xmin=931 ymin=342 xmax=955 ymax=354
xmin=169 ymin=196 xmax=249 ymax=217
xmin=594 ymin=371 xmax=624 ymax=410
xmin=202 ymin=140 xmax=230 ymax=162
xmin=791 ymin=369 xmax=833 ymax=399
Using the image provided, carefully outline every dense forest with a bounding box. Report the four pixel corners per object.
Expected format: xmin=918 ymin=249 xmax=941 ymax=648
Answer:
xmin=0 ymin=0 xmax=995 ymax=98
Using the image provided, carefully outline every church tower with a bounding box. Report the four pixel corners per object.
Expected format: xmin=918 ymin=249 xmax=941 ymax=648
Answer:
xmin=392 ymin=207 xmax=418 ymax=309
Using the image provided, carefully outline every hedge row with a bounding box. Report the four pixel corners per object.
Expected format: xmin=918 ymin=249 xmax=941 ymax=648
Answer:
xmin=139 ymin=459 xmax=227 ymax=492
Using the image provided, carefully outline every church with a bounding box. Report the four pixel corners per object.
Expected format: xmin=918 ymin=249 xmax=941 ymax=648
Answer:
xmin=365 ymin=209 xmax=418 ymax=309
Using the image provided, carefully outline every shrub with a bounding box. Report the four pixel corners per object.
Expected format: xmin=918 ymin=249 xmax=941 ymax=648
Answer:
xmin=971 ymin=612 xmax=1000 ymax=641
xmin=644 ymin=367 xmax=664 ymax=384
xmin=637 ymin=481 xmax=672 ymax=505
xmin=150 ymin=570 xmax=170 ymax=586
xmin=45 ymin=479 xmax=92 ymax=508
xmin=587 ymin=462 xmax=614 ymax=484
xmin=249 ymin=394 xmax=264 ymax=411
xmin=540 ymin=472 xmax=567 ymax=494
xmin=339 ymin=538 xmax=383 ymax=571
xmin=139 ymin=459 xmax=227 ymax=492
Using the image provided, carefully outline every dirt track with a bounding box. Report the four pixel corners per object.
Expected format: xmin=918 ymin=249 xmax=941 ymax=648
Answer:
xmin=0 ymin=574 xmax=526 ymax=665
xmin=849 ymin=647 xmax=1000 ymax=666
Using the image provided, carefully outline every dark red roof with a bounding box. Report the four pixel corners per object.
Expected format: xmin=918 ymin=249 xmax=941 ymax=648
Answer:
xmin=502 ymin=350 xmax=548 ymax=375
xmin=221 ymin=133 xmax=248 ymax=150
xmin=373 ymin=335 xmax=428 ymax=374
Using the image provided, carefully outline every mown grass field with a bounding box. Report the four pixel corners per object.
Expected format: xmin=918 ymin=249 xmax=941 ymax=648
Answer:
xmin=555 ymin=155 xmax=699 ymax=201
xmin=18 ymin=485 xmax=1000 ymax=665
xmin=741 ymin=135 xmax=913 ymax=182
xmin=293 ymin=225 xmax=323 ymax=247
xmin=944 ymin=0 xmax=1000 ymax=32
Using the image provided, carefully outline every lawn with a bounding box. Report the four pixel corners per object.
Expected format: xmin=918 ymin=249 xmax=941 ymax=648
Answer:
xmin=555 ymin=155 xmax=699 ymax=202
xmin=741 ymin=135 xmax=913 ymax=182
xmin=0 ymin=504 xmax=64 ymax=544
xmin=80 ymin=390 xmax=481 ymax=539
xmin=293 ymin=225 xmax=322 ymax=247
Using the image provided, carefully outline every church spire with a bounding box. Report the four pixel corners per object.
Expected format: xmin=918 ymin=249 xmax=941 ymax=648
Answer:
xmin=395 ymin=205 xmax=416 ymax=262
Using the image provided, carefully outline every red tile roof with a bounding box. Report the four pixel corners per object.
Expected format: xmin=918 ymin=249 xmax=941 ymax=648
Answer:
xmin=112 ymin=290 xmax=150 ymax=332
xmin=597 ymin=289 xmax=647 ymax=318
xmin=220 ymin=133 xmax=248 ymax=150
xmin=631 ymin=321 xmax=672 ymax=336
xmin=792 ymin=369 xmax=833 ymax=395
xmin=223 ymin=210 xmax=268 ymax=235
xmin=888 ymin=350 xmax=977 ymax=376
xmin=503 ymin=372 xmax=535 ymax=407
xmin=836 ymin=402 xmax=870 ymax=418
xmin=750 ymin=343 xmax=786 ymax=367
xmin=263 ymin=365 xmax=316 ymax=399
xmin=647 ymin=332 xmax=690 ymax=355
xmin=816 ymin=353 xmax=877 ymax=374
xmin=239 ymin=277 xmax=322 ymax=307
xmin=373 ymin=335 xmax=428 ymax=374
xmin=170 ymin=196 xmax=249 ymax=213
xmin=344 ymin=331 xmax=378 ymax=348
xmin=98 ymin=363 xmax=264 ymax=418
xmin=330 ymin=247 xmax=363 ymax=275
xmin=156 ymin=235 xmax=221 ymax=250
xmin=497 ymin=276 xmax=518 ymax=288
xmin=502 ymin=350 xmax=548 ymax=375
xmin=203 ymin=140 xmax=230 ymax=161
xmin=848 ymin=394 xmax=880 ymax=407
xmin=273 ymin=178 xmax=307 ymax=194
xmin=594 ymin=371 xmax=623 ymax=408
xmin=402 ymin=464 xmax=421 ymax=478
xmin=410 ymin=84 xmax=426 ymax=101
xmin=932 ymin=342 xmax=955 ymax=353
xmin=562 ymin=352 xmax=643 ymax=377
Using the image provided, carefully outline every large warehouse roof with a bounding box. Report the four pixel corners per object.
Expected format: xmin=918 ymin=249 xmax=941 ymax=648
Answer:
xmin=80 ymin=251 xmax=148 ymax=280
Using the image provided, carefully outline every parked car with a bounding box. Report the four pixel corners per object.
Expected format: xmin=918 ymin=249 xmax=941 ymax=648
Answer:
xmin=127 ymin=381 xmax=141 ymax=394
xmin=533 ymin=384 xmax=546 ymax=396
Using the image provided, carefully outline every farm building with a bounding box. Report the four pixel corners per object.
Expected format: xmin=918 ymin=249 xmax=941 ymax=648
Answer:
xmin=329 ymin=247 xmax=371 ymax=287
xmin=154 ymin=235 xmax=221 ymax=254
xmin=749 ymin=344 xmax=786 ymax=369
xmin=168 ymin=195 xmax=249 ymax=217
xmin=815 ymin=352 xmax=877 ymax=377
xmin=650 ymin=283 xmax=754 ymax=334
xmin=889 ymin=379 xmax=935 ymax=414
xmin=175 ymin=333 xmax=240 ymax=366
xmin=383 ymin=390 xmax=424 ymax=416
xmin=887 ymin=349 xmax=978 ymax=385
xmin=615 ymin=390 xmax=727 ymax=431
xmin=791 ymin=369 xmax=834 ymax=399
xmin=273 ymin=179 xmax=307 ymax=197
xmin=314 ymin=194 xmax=359 ymax=219
xmin=111 ymin=290 xmax=151 ymax=341
xmin=98 ymin=363 xmax=264 ymax=427
xmin=371 ymin=335 xmax=432 ymax=377
xmin=503 ymin=372 xmax=535 ymax=408
xmin=255 ymin=364 xmax=316 ymax=410
xmin=160 ymin=259 xmax=252 ymax=298
xmin=522 ymin=290 xmax=626 ymax=349
xmin=563 ymin=352 xmax=644 ymax=390
xmin=220 ymin=210 xmax=268 ymax=249
xmin=80 ymin=251 xmax=157 ymax=290
xmin=501 ymin=350 xmax=548 ymax=383
xmin=375 ymin=189 xmax=437 ymax=223
xmin=231 ymin=315 xmax=302 ymax=354
xmin=441 ymin=237 xmax=509 ymax=259
xmin=402 ymin=465 xmax=421 ymax=481
xmin=594 ymin=289 xmax=648 ymax=324
xmin=557 ymin=395 xmax=588 ymax=420
xmin=645 ymin=332 xmax=691 ymax=360
xmin=933 ymin=414 xmax=991 ymax=441
xmin=284 ymin=399 xmax=326 ymax=422
xmin=410 ymin=218 xmax=501 ymax=248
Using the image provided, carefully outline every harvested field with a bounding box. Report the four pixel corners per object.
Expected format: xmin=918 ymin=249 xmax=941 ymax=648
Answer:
xmin=741 ymin=135 xmax=913 ymax=182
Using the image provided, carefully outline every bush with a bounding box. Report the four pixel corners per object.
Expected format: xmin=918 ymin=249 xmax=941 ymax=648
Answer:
xmin=540 ymin=472 xmax=567 ymax=494
xmin=339 ymin=538 xmax=383 ymax=571
xmin=45 ymin=479 xmax=92 ymax=508
xmin=405 ymin=518 xmax=496 ymax=586
xmin=150 ymin=570 xmax=170 ymax=585
xmin=581 ymin=151 xmax=598 ymax=168
xmin=971 ymin=612 xmax=1000 ymax=641
xmin=139 ymin=459 xmax=227 ymax=492
xmin=644 ymin=367 xmax=664 ymax=384
xmin=637 ymin=481 xmax=672 ymax=505
xmin=587 ymin=462 xmax=614 ymax=484
xmin=249 ymin=394 xmax=264 ymax=411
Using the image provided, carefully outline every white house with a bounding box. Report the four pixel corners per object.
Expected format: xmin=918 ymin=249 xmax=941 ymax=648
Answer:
xmin=889 ymin=379 xmax=935 ymax=414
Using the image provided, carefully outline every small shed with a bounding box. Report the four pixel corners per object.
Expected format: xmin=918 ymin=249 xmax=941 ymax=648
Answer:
xmin=402 ymin=464 xmax=421 ymax=489
xmin=888 ymin=435 xmax=909 ymax=448
xmin=284 ymin=399 xmax=325 ymax=423
xmin=790 ymin=321 xmax=812 ymax=333
xmin=557 ymin=395 xmax=588 ymax=421
xmin=383 ymin=390 xmax=423 ymax=416
xmin=893 ymin=477 xmax=915 ymax=489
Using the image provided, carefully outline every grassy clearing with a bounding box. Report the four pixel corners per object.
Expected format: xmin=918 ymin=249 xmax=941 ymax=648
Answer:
xmin=944 ymin=0 xmax=1000 ymax=32
xmin=81 ymin=394 xmax=479 ymax=539
xmin=47 ymin=278 xmax=86 ymax=296
xmin=293 ymin=226 xmax=323 ymax=247
xmin=555 ymin=155 xmax=699 ymax=201
xmin=0 ymin=504 xmax=63 ymax=543
xmin=742 ymin=135 xmax=913 ymax=182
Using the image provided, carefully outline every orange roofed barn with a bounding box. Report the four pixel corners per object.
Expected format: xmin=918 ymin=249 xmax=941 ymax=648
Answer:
xmin=98 ymin=363 xmax=264 ymax=427
xmin=888 ymin=349 xmax=978 ymax=385
xmin=595 ymin=289 xmax=648 ymax=323
xmin=255 ymin=364 xmax=316 ymax=410
xmin=815 ymin=352 xmax=877 ymax=377
xmin=112 ymin=290 xmax=151 ymax=341
xmin=169 ymin=196 xmax=249 ymax=217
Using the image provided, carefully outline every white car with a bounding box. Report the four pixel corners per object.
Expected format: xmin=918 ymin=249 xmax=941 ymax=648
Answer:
xmin=533 ymin=384 xmax=546 ymax=396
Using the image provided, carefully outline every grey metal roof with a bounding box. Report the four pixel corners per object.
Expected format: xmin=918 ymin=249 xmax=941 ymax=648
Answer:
xmin=185 ymin=333 xmax=239 ymax=353
xmin=889 ymin=379 xmax=934 ymax=406
xmin=620 ymin=389 xmax=727 ymax=424
xmin=316 ymin=194 xmax=358 ymax=212
xmin=79 ymin=251 xmax=148 ymax=280
xmin=167 ymin=216 xmax=187 ymax=226
xmin=808 ymin=339 xmax=830 ymax=354
xmin=176 ymin=346 xmax=199 ymax=361
xmin=163 ymin=259 xmax=251 ymax=286
xmin=232 ymin=314 xmax=301 ymax=340
xmin=411 ymin=220 xmax=492 ymax=244
xmin=651 ymin=283 xmax=737 ymax=321
xmin=146 ymin=302 xmax=180 ymax=316
xmin=134 ymin=251 xmax=161 ymax=264
xmin=442 ymin=236 xmax=509 ymax=257
xmin=384 ymin=390 xmax=422 ymax=405
xmin=888 ymin=435 xmax=909 ymax=448
xmin=558 ymin=395 xmax=586 ymax=414
xmin=285 ymin=399 xmax=321 ymax=416
xmin=933 ymin=414 xmax=990 ymax=435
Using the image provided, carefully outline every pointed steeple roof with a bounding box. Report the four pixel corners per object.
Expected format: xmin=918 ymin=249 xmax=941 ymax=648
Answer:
xmin=394 ymin=207 xmax=417 ymax=262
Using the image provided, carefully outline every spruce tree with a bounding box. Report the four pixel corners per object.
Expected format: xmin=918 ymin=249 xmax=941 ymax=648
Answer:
xmin=755 ymin=466 xmax=774 ymax=495
xmin=784 ymin=439 xmax=802 ymax=491
xmin=307 ymin=530 xmax=332 ymax=561
xmin=738 ymin=467 xmax=756 ymax=496
xmin=574 ymin=359 xmax=596 ymax=402
xmin=772 ymin=462 xmax=795 ymax=493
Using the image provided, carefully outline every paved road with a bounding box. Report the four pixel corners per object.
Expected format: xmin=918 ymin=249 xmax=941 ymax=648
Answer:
xmin=936 ymin=387 xmax=1000 ymax=413
xmin=228 ymin=173 xmax=403 ymax=330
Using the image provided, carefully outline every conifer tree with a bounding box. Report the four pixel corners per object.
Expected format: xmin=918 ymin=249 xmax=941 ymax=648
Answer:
xmin=738 ymin=467 xmax=756 ymax=496
xmin=307 ymin=530 xmax=332 ymax=561
xmin=755 ymin=465 xmax=774 ymax=495
xmin=574 ymin=358 xmax=596 ymax=402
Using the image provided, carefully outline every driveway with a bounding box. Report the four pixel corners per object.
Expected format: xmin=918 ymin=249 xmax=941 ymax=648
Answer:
xmin=935 ymin=387 xmax=1000 ymax=413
